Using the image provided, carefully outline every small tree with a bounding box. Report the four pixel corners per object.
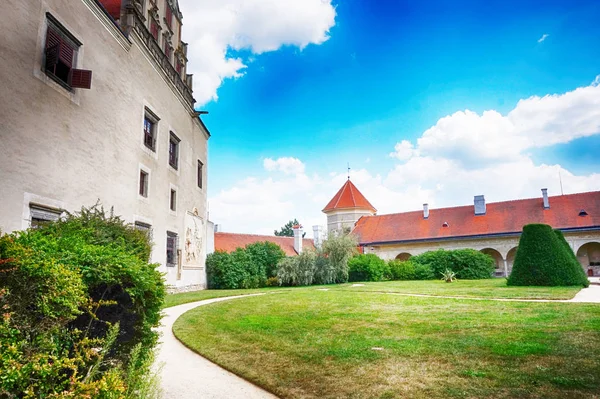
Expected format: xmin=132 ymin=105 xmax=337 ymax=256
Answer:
xmin=507 ymin=224 xmax=589 ymax=287
xmin=245 ymin=241 xmax=286 ymax=278
xmin=348 ymin=254 xmax=390 ymax=282
xmin=321 ymin=233 xmax=358 ymax=283
xmin=274 ymin=219 xmax=306 ymax=237
xmin=276 ymin=250 xmax=317 ymax=286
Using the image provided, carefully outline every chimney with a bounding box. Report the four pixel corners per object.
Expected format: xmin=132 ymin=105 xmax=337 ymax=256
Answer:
xmin=423 ymin=203 xmax=429 ymax=219
xmin=541 ymin=188 xmax=550 ymax=209
xmin=312 ymin=225 xmax=323 ymax=249
xmin=474 ymin=195 xmax=486 ymax=215
xmin=293 ymin=224 xmax=303 ymax=254
xmin=214 ymin=224 xmax=221 ymax=233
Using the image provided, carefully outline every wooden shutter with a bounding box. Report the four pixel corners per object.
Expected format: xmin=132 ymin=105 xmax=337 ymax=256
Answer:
xmin=45 ymin=27 xmax=61 ymax=68
xmin=70 ymin=69 xmax=92 ymax=89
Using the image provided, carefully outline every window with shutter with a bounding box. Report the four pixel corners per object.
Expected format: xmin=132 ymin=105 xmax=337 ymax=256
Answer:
xmin=44 ymin=15 xmax=92 ymax=90
xmin=169 ymin=132 xmax=180 ymax=169
xmin=143 ymin=109 xmax=159 ymax=151
xmin=151 ymin=20 xmax=159 ymax=40
xmin=165 ymin=1 xmax=173 ymax=29
xmin=30 ymin=204 xmax=62 ymax=228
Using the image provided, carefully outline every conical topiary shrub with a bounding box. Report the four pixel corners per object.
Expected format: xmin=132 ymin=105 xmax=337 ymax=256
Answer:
xmin=507 ymin=224 xmax=589 ymax=287
xmin=554 ymin=229 xmax=589 ymax=287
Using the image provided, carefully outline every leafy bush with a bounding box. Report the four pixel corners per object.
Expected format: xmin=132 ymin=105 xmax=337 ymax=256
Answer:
xmin=388 ymin=260 xmax=434 ymax=280
xmin=245 ymin=241 xmax=286 ymax=278
xmin=277 ymin=250 xmax=317 ymax=286
xmin=507 ymin=224 xmax=589 ymax=287
xmin=348 ymin=254 xmax=390 ymax=282
xmin=313 ymin=252 xmax=335 ymax=285
xmin=411 ymin=249 xmax=495 ymax=279
xmin=265 ymin=276 xmax=279 ymax=287
xmin=321 ymin=233 xmax=358 ymax=283
xmin=0 ymin=205 xmax=164 ymax=397
xmin=207 ymin=241 xmax=286 ymax=289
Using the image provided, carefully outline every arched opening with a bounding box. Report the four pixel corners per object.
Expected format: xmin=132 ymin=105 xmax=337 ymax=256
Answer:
xmin=506 ymin=247 xmax=518 ymax=275
xmin=480 ymin=248 xmax=504 ymax=277
xmin=576 ymin=242 xmax=600 ymax=277
xmin=395 ymin=252 xmax=412 ymax=261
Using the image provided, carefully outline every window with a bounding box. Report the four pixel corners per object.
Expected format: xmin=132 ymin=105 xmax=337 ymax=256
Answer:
xmin=150 ymin=19 xmax=159 ymax=40
xmin=168 ymin=132 xmax=180 ymax=169
xmin=134 ymin=221 xmax=152 ymax=238
xmin=165 ymin=1 xmax=173 ymax=29
xmin=143 ymin=109 xmax=159 ymax=151
xmin=164 ymin=37 xmax=172 ymax=61
xmin=30 ymin=204 xmax=61 ymax=228
xmin=139 ymin=170 xmax=149 ymax=197
xmin=166 ymin=231 xmax=178 ymax=267
xmin=44 ymin=14 xmax=92 ymax=90
xmin=170 ymin=189 xmax=177 ymax=211
xmin=197 ymin=160 xmax=203 ymax=189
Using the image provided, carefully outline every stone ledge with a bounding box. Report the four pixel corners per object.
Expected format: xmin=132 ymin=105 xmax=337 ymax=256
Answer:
xmin=166 ymin=284 xmax=206 ymax=294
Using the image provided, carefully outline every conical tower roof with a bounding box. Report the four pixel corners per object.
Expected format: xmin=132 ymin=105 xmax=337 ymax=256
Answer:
xmin=322 ymin=179 xmax=376 ymax=213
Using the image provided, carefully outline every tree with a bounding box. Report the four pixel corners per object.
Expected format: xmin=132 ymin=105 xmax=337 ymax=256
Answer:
xmin=321 ymin=233 xmax=358 ymax=283
xmin=507 ymin=224 xmax=589 ymax=287
xmin=274 ymin=218 xmax=306 ymax=237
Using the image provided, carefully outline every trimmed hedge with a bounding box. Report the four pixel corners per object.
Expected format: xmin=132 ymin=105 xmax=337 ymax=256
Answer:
xmin=348 ymin=254 xmax=390 ymax=282
xmin=388 ymin=260 xmax=434 ymax=280
xmin=507 ymin=224 xmax=589 ymax=287
xmin=411 ymin=249 xmax=495 ymax=279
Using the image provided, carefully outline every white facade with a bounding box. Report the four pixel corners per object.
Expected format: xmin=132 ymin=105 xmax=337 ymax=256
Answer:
xmin=0 ymin=0 xmax=209 ymax=288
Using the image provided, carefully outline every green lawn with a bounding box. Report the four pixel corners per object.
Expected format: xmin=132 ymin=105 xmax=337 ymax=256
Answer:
xmin=335 ymin=279 xmax=582 ymax=300
xmin=173 ymin=288 xmax=600 ymax=399
xmin=164 ymin=279 xmax=580 ymax=309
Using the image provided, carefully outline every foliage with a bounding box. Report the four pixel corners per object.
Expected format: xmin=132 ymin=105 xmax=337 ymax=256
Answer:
xmin=245 ymin=241 xmax=286 ymax=278
xmin=347 ymin=254 xmax=390 ymax=282
xmin=313 ymin=253 xmax=336 ymax=285
xmin=411 ymin=249 xmax=495 ymax=279
xmin=274 ymin=219 xmax=305 ymax=237
xmin=440 ymin=269 xmax=457 ymax=283
xmin=265 ymin=277 xmax=279 ymax=287
xmin=207 ymin=241 xmax=286 ymax=289
xmin=0 ymin=205 xmax=164 ymax=397
xmin=388 ymin=260 xmax=434 ymax=280
xmin=507 ymin=224 xmax=589 ymax=287
xmin=277 ymin=251 xmax=317 ymax=286
xmin=320 ymin=233 xmax=358 ymax=283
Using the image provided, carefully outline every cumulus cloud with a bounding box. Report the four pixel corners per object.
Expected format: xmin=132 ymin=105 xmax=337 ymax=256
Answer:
xmin=263 ymin=157 xmax=306 ymax=175
xmin=178 ymin=0 xmax=337 ymax=105
xmin=538 ymin=33 xmax=550 ymax=43
xmin=210 ymin=78 xmax=600 ymax=235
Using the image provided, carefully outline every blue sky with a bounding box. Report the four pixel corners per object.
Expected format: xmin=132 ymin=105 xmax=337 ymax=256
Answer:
xmin=180 ymin=0 xmax=600 ymax=234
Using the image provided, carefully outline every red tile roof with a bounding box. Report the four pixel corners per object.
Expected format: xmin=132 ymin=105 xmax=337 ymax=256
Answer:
xmin=353 ymin=191 xmax=600 ymax=245
xmin=323 ymin=179 xmax=377 ymax=213
xmin=214 ymin=232 xmax=315 ymax=256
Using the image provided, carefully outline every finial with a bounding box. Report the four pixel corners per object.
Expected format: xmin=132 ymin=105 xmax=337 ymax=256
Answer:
xmin=347 ymin=162 xmax=351 ymax=180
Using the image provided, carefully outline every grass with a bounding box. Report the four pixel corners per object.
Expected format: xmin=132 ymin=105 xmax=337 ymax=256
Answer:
xmin=336 ymin=279 xmax=582 ymax=300
xmin=173 ymin=286 xmax=600 ymax=399
xmin=164 ymin=279 xmax=581 ymax=308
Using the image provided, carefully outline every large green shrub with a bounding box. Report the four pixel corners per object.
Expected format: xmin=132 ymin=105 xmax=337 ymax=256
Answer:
xmin=245 ymin=241 xmax=286 ymax=278
xmin=411 ymin=249 xmax=494 ymax=279
xmin=207 ymin=241 xmax=286 ymax=289
xmin=388 ymin=259 xmax=434 ymax=280
xmin=321 ymin=233 xmax=358 ymax=283
xmin=277 ymin=250 xmax=317 ymax=286
xmin=348 ymin=254 xmax=390 ymax=282
xmin=0 ymin=205 xmax=164 ymax=397
xmin=507 ymin=224 xmax=589 ymax=287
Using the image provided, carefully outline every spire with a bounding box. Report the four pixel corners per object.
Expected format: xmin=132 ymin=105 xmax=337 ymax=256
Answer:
xmin=322 ymin=179 xmax=376 ymax=213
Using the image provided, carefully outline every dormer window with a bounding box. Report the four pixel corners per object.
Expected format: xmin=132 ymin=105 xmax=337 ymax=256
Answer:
xmin=150 ymin=19 xmax=159 ymax=40
xmin=44 ymin=14 xmax=92 ymax=90
xmin=165 ymin=1 xmax=173 ymax=30
xmin=442 ymin=222 xmax=449 ymax=227
xmin=164 ymin=38 xmax=172 ymax=61
xmin=579 ymin=209 xmax=589 ymax=217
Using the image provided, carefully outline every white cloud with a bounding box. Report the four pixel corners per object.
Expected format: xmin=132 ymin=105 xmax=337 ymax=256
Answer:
xmin=178 ymin=0 xmax=337 ymax=105
xmin=263 ymin=157 xmax=306 ymax=175
xmin=209 ymin=78 xmax=600 ymax=235
xmin=389 ymin=140 xmax=417 ymax=161
xmin=538 ymin=33 xmax=550 ymax=43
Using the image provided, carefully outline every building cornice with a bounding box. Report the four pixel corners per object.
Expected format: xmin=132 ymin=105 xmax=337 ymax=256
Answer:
xmin=359 ymin=225 xmax=600 ymax=247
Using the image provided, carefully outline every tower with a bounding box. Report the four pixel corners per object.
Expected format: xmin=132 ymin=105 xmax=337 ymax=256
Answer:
xmin=322 ymin=179 xmax=376 ymax=235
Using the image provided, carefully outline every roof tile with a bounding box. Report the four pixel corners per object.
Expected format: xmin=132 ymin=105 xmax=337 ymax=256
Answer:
xmin=214 ymin=232 xmax=315 ymax=256
xmin=323 ymin=179 xmax=377 ymax=213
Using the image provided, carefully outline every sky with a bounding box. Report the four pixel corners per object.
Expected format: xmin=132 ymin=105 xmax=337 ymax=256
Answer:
xmin=177 ymin=0 xmax=600 ymax=236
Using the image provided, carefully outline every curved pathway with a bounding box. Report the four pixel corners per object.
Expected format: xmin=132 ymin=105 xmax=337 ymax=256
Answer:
xmin=157 ymin=294 xmax=277 ymax=399
xmin=157 ymin=285 xmax=599 ymax=398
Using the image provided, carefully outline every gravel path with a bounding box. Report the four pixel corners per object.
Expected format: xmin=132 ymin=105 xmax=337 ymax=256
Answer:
xmin=157 ymin=294 xmax=278 ymax=399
